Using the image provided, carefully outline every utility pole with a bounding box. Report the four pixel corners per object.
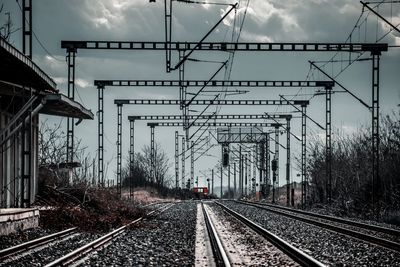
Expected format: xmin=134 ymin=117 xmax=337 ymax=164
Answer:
xmin=234 ymin=162 xmax=237 ymax=199
xmin=220 ymin=163 xmax=223 ymax=198
xmin=181 ymin=137 xmax=185 ymax=189
xmin=252 ymin=147 xmax=256 ymax=196
xmin=266 ymin=133 xmax=270 ymax=198
xmin=286 ymin=118 xmax=291 ymax=206
xmin=175 ymin=131 xmax=179 ymax=189
xmin=150 ymin=124 xmax=155 ymax=184
xmin=274 ymin=125 xmax=279 ymax=203
xmin=245 ymin=154 xmax=248 ymax=196
xmin=211 ymin=169 xmax=214 ymax=195
xmin=228 ymin=163 xmax=231 ymax=199
xmin=190 ymin=141 xmax=194 ymax=189
xmin=116 ymin=104 xmax=122 ymax=197
xmin=98 ymin=84 xmax=105 ymax=186
xmin=301 ymin=104 xmax=307 ymax=208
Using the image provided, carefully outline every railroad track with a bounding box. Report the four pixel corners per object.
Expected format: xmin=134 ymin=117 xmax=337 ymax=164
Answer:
xmin=242 ymin=200 xmax=400 ymax=237
xmin=0 ymin=203 xmax=174 ymax=267
xmin=0 ymin=227 xmax=78 ymax=260
xmin=212 ymin=201 xmax=325 ymax=267
xmin=44 ymin=203 xmax=175 ymax=267
xmin=237 ymin=200 xmax=400 ymax=252
xmin=201 ymin=202 xmax=231 ymax=267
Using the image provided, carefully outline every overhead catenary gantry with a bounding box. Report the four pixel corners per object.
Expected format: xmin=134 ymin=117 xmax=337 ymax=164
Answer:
xmin=129 ymin=114 xmax=292 ymax=196
xmin=61 ymin=38 xmax=387 ymax=204
xmin=62 ymin=41 xmax=387 ymax=52
xmin=96 ymin=79 xmax=331 ymax=204
xmin=145 ymin=121 xmax=283 ymax=195
xmin=94 ymin=79 xmax=329 ymax=184
xmin=62 ymin=40 xmax=385 ymax=163
xmin=126 ymin=115 xmax=293 ymax=203
xmin=115 ymin=98 xmax=308 ymax=198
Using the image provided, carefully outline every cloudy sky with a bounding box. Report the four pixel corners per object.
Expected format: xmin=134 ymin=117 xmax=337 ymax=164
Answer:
xmin=2 ymin=0 xmax=399 ymax=188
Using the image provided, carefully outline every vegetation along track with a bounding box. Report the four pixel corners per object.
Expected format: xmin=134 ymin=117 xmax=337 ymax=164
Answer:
xmin=215 ymin=201 xmax=326 ymax=267
xmin=43 ymin=203 xmax=175 ymax=267
xmin=237 ymin=200 xmax=400 ymax=252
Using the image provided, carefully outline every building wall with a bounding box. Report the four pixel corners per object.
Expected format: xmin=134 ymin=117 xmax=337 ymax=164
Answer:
xmin=0 ymin=108 xmax=39 ymax=208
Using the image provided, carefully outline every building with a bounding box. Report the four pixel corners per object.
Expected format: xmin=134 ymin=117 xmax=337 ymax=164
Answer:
xmin=0 ymin=37 xmax=93 ymax=208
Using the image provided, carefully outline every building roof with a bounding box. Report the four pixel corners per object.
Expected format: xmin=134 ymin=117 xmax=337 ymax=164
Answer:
xmin=0 ymin=37 xmax=57 ymax=93
xmin=0 ymin=37 xmax=93 ymax=121
xmin=40 ymin=94 xmax=94 ymax=120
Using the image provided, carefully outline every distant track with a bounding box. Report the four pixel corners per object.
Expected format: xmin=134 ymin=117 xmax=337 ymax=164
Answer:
xmin=241 ymin=200 xmax=400 ymax=236
xmin=237 ymin=200 xmax=400 ymax=252
xmin=0 ymin=227 xmax=77 ymax=260
xmin=44 ymin=203 xmax=175 ymax=267
xmin=216 ymin=201 xmax=325 ymax=267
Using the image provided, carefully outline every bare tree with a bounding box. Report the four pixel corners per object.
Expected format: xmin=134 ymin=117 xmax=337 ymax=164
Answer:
xmin=122 ymin=142 xmax=172 ymax=188
xmin=39 ymin=120 xmax=96 ymax=185
xmin=306 ymin=111 xmax=400 ymax=217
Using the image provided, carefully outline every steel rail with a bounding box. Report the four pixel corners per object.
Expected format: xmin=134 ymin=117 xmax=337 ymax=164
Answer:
xmin=215 ymin=202 xmax=325 ymax=267
xmin=237 ymin=201 xmax=400 ymax=252
xmin=0 ymin=227 xmax=77 ymax=259
xmin=45 ymin=204 xmax=175 ymax=267
xmin=202 ymin=203 xmax=231 ymax=267
xmin=240 ymin=200 xmax=400 ymax=237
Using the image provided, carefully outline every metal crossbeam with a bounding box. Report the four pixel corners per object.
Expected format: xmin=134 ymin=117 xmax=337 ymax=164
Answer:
xmin=62 ymin=41 xmax=388 ymax=52
xmin=128 ymin=114 xmax=292 ymax=121
xmin=147 ymin=122 xmax=282 ymax=127
xmin=95 ymin=80 xmax=334 ymax=88
xmin=115 ymin=99 xmax=309 ymax=106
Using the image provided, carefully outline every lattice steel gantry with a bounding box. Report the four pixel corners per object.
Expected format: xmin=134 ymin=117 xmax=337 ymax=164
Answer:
xmin=116 ymin=99 xmax=308 ymax=196
xmin=62 ymin=40 xmax=386 ymax=177
xmin=371 ymin=49 xmax=381 ymax=214
xmin=95 ymin=79 xmax=323 ymax=189
xmin=66 ymin=47 xmax=77 ymax=164
xmin=116 ymin=103 xmax=123 ymax=196
xmin=22 ymin=0 xmax=32 ymax=59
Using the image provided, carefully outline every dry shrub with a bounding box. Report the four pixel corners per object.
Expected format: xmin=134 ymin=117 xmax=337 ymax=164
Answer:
xmin=37 ymin=185 xmax=144 ymax=232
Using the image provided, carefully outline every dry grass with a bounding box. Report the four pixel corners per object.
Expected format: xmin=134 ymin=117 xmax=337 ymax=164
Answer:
xmin=36 ymin=185 xmax=144 ymax=232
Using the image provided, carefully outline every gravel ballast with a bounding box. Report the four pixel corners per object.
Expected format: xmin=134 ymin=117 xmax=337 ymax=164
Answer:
xmin=247 ymin=202 xmax=400 ymax=243
xmin=222 ymin=201 xmax=400 ymax=266
xmin=79 ymin=201 xmax=197 ymax=266
xmin=0 ymin=232 xmax=100 ymax=267
xmin=0 ymin=227 xmax=55 ymax=250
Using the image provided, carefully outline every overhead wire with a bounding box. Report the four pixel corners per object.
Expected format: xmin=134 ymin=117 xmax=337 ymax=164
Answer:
xmin=16 ymin=0 xmax=64 ymax=62
xmin=189 ymin=0 xmax=250 ymax=157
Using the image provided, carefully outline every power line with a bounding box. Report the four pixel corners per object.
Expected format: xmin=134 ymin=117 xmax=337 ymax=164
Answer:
xmin=16 ymin=0 xmax=64 ymax=62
